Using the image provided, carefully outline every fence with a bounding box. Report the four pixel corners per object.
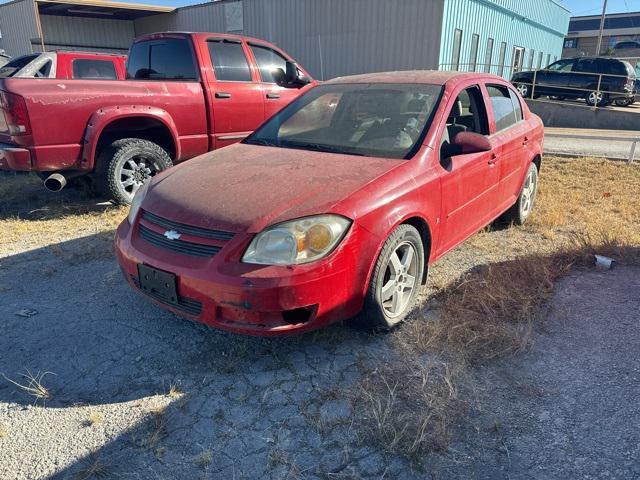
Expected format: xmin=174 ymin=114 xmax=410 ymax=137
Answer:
xmin=544 ymin=132 xmax=639 ymax=163
xmin=439 ymin=58 xmax=640 ymax=111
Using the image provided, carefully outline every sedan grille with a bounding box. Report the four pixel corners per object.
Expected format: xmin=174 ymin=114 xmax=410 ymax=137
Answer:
xmin=139 ymin=224 xmax=222 ymax=258
xmin=141 ymin=211 xmax=234 ymax=241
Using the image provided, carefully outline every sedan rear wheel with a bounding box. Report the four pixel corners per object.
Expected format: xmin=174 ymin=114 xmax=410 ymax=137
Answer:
xmin=354 ymin=224 xmax=425 ymax=330
xmin=503 ymin=162 xmax=539 ymax=225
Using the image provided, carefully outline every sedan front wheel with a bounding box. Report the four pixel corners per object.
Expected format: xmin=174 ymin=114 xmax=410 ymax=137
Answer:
xmin=355 ymin=224 xmax=425 ymax=330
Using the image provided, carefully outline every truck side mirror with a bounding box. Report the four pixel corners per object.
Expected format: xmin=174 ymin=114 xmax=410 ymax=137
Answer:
xmin=275 ymin=61 xmax=311 ymax=88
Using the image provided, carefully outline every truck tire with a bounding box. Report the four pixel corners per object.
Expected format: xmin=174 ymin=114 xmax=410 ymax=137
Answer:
xmin=96 ymin=138 xmax=172 ymax=205
xmin=352 ymin=224 xmax=425 ymax=331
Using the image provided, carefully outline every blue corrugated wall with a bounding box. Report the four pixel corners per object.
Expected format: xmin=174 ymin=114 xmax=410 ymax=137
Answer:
xmin=439 ymin=0 xmax=570 ymax=78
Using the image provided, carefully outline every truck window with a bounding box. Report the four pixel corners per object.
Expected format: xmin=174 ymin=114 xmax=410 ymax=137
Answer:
xmin=207 ymin=39 xmax=252 ymax=82
xmin=249 ymin=43 xmax=288 ymax=83
xmin=73 ymin=59 xmax=117 ymax=79
xmin=127 ymin=38 xmax=198 ymax=81
xmin=36 ymin=60 xmax=52 ymax=78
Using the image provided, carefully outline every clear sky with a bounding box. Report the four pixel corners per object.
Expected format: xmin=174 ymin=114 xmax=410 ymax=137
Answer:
xmin=1 ymin=0 xmax=639 ymax=15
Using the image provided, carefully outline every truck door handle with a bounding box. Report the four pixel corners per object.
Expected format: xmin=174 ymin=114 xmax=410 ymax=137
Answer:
xmin=488 ymin=154 xmax=497 ymax=165
xmin=215 ymin=92 xmax=231 ymax=99
xmin=266 ymin=93 xmax=280 ymax=99
xmin=523 ymin=136 xmax=529 ymax=146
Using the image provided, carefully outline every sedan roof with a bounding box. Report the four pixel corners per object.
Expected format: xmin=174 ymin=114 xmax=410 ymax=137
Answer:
xmin=325 ymin=70 xmax=506 ymax=86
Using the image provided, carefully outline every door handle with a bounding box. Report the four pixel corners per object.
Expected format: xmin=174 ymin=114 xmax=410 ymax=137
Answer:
xmin=215 ymin=92 xmax=232 ymax=99
xmin=488 ymin=153 xmax=497 ymax=165
xmin=266 ymin=93 xmax=280 ymax=99
xmin=523 ymin=136 xmax=529 ymax=146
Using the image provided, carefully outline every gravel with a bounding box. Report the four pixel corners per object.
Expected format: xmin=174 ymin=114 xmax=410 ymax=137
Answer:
xmin=1 ymin=225 xmax=638 ymax=478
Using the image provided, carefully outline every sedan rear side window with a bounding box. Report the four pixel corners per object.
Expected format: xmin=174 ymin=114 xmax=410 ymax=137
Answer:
xmin=73 ymin=59 xmax=117 ymax=79
xmin=486 ymin=85 xmax=519 ymax=132
xmin=0 ymin=54 xmax=38 ymax=78
xmin=250 ymin=43 xmax=288 ymax=83
xmin=208 ymin=39 xmax=252 ymax=82
xmin=127 ymin=38 xmax=198 ymax=80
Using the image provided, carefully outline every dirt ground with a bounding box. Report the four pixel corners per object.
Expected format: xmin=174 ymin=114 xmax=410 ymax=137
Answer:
xmin=0 ymin=158 xmax=638 ymax=479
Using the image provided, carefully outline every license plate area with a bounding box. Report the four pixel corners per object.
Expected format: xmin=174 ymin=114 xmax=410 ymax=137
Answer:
xmin=138 ymin=264 xmax=178 ymax=304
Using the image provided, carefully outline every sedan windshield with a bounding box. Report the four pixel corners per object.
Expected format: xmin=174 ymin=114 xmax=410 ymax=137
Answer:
xmin=244 ymin=83 xmax=442 ymax=159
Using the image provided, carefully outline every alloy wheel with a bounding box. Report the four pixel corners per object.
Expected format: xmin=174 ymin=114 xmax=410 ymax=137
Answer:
xmin=380 ymin=241 xmax=419 ymax=318
xmin=521 ymin=167 xmax=537 ymax=217
xmin=516 ymin=84 xmax=530 ymax=97
xmin=119 ymin=155 xmax=158 ymax=196
xmin=588 ymin=91 xmax=603 ymax=106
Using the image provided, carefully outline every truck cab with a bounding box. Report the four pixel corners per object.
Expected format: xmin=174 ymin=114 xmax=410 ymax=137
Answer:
xmin=0 ymin=32 xmax=315 ymax=204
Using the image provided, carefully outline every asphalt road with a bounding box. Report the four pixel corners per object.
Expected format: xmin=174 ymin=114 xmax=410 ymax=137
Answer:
xmin=544 ymin=127 xmax=640 ymax=161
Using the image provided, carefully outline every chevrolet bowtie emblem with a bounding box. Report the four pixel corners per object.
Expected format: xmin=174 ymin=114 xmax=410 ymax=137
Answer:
xmin=163 ymin=230 xmax=181 ymax=240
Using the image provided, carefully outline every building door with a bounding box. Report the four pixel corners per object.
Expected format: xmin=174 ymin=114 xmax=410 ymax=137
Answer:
xmin=511 ymin=47 xmax=525 ymax=76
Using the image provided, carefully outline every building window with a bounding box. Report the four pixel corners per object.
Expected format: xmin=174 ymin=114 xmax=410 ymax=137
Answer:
xmin=469 ymin=34 xmax=480 ymax=72
xmin=484 ymin=38 xmax=494 ymax=73
xmin=498 ymin=41 xmax=507 ymax=77
xmin=537 ymin=51 xmax=543 ymax=69
xmin=564 ymin=38 xmax=578 ymax=49
xmin=451 ymin=29 xmax=463 ymax=71
xmin=529 ymin=49 xmax=535 ymax=69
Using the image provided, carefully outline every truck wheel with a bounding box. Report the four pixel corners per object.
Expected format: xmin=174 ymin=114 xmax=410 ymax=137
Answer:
xmin=353 ymin=224 xmax=425 ymax=331
xmin=96 ymin=138 xmax=172 ymax=205
xmin=503 ymin=162 xmax=539 ymax=226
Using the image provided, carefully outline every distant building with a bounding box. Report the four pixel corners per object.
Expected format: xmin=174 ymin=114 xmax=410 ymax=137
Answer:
xmin=0 ymin=0 xmax=570 ymax=79
xmin=563 ymin=11 xmax=640 ymax=58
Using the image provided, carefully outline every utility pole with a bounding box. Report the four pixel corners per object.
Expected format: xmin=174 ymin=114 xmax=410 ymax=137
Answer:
xmin=595 ymin=0 xmax=608 ymax=55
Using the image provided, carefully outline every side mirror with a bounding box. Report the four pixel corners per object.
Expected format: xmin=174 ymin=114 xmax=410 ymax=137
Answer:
xmin=443 ymin=131 xmax=492 ymax=157
xmin=275 ymin=61 xmax=311 ymax=88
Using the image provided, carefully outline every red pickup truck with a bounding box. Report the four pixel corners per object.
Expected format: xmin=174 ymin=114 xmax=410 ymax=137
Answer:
xmin=0 ymin=51 xmax=126 ymax=80
xmin=0 ymin=32 xmax=314 ymax=203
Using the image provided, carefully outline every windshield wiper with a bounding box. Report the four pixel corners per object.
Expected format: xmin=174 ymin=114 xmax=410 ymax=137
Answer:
xmin=281 ymin=141 xmax=365 ymax=156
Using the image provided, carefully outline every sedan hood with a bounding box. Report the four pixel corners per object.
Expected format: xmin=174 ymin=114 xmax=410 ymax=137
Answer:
xmin=144 ymin=143 xmax=401 ymax=233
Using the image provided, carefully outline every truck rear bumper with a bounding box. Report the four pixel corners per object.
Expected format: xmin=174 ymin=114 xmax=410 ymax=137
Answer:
xmin=0 ymin=143 xmax=32 ymax=171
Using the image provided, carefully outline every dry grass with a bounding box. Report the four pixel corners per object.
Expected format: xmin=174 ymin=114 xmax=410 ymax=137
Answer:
xmin=2 ymin=370 xmax=54 ymax=403
xmin=74 ymin=454 xmax=110 ymax=480
xmin=194 ymin=449 xmax=214 ymax=468
xmin=167 ymin=383 xmax=184 ymax=399
xmin=355 ymin=157 xmax=640 ymax=462
xmin=85 ymin=411 xmax=104 ymax=427
xmin=0 ymin=422 xmax=8 ymax=438
xmin=133 ymin=404 xmax=170 ymax=458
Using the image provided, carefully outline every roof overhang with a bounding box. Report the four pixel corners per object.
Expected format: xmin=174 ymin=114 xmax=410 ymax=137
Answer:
xmin=36 ymin=0 xmax=174 ymax=20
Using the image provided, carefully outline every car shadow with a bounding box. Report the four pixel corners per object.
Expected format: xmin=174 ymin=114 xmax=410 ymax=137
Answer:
xmin=0 ymin=232 xmax=390 ymax=478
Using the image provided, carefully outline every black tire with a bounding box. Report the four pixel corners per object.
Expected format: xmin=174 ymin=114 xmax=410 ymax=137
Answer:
xmin=503 ymin=162 xmax=539 ymax=225
xmin=614 ymin=98 xmax=632 ymax=107
xmin=353 ymin=224 xmax=425 ymax=331
xmin=585 ymin=90 xmax=610 ymax=107
xmin=95 ymin=138 xmax=172 ymax=205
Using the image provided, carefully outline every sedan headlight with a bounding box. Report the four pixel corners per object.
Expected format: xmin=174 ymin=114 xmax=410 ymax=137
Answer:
xmin=242 ymin=215 xmax=351 ymax=265
xmin=127 ymin=181 xmax=150 ymax=224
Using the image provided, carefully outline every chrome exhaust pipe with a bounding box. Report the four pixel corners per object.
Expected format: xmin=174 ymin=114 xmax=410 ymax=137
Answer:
xmin=43 ymin=173 xmax=67 ymax=192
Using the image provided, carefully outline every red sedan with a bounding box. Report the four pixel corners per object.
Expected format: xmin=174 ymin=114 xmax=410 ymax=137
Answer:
xmin=115 ymin=71 xmax=544 ymax=336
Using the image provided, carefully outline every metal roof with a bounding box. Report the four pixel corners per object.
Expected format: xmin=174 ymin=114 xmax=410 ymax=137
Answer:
xmin=36 ymin=0 xmax=174 ymax=20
